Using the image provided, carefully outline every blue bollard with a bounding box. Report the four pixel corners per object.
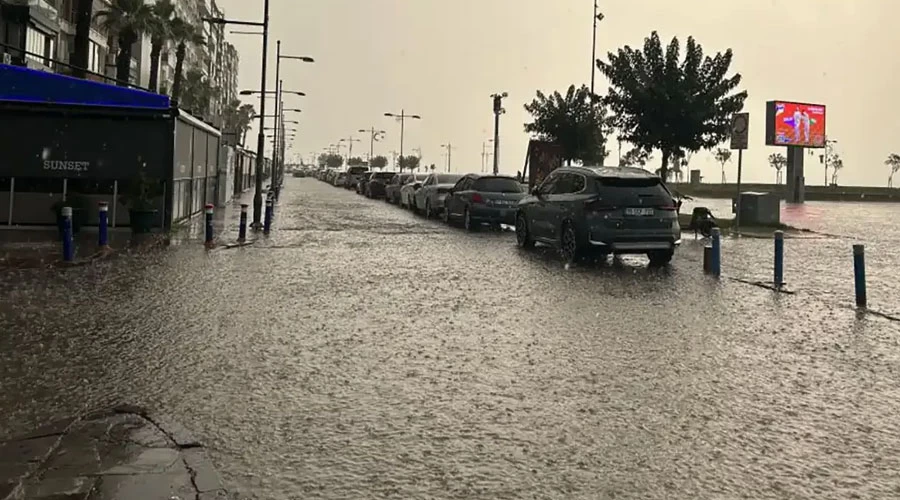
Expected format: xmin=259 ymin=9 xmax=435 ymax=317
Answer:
xmin=263 ymin=199 xmax=273 ymax=234
xmin=98 ymin=201 xmax=109 ymax=249
xmin=853 ymin=244 xmax=866 ymax=308
xmin=204 ymin=203 xmax=214 ymax=247
xmin=61 ymin=206 xmax=74 ymax=262
xmin=238 ymin=203 xmax=248 ymax=242
xmin=774 ymin=230 xmax=784 ymax=288
xmin=710 ymin=227 xmax=721 ymax=277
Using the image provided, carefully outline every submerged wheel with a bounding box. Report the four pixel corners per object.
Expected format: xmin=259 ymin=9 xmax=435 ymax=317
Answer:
xmin=515 ymin=213 xmax=534 ymax=248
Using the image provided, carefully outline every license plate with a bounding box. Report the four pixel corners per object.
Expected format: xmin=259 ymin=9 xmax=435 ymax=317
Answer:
xmin=625 ymin=207 xmax=654 ymax=216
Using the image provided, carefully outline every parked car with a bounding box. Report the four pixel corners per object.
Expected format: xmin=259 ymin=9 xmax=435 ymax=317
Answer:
xmin=515 ymin=166 xmax=681 ymax=265
xmin=414 ymin=173 xmax=463 ymax=217
xmin=442 ymin=174 xmax=525 ymax=230
xmin=385 ymin=173 xmax=415 ymax=204
xmin=399 ymin=173 xmax=430 ymax=209
xmin=356 ymin=172 xmax=375 ymax=194
xmin=345 ymin=166 xmax=369 ymax=189
xmin=365 ymin=171 xmax=398 ymax=198
xmin=333 ymin=172 xmax=348 ymax=187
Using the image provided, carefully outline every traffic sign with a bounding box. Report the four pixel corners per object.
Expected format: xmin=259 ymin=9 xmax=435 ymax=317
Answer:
xmin=730 ymin=113 xmax=749 ymax=150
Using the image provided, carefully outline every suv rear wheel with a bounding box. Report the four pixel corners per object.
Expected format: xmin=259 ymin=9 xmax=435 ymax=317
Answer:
xmin=647 ymin=249 xmax=675 ymax=266
xmin=515 ymin=213 xmax=534 ymax=248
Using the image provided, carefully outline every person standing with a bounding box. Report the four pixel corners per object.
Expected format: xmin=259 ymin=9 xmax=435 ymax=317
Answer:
xmin=793 ymin=108 xmax=803 ymax=143
xmin=802 ymin=110 xmax=811 ymax=144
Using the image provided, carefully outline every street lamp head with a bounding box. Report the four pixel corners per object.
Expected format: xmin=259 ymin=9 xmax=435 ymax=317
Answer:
xmin=411 ymin=115 xmax=422 ymax=120
xmin=239 ymin=90 xmax=254 ymax=95
xmin=283 ymin=55 xmax=315 ymax=63
xmin=384 ymin=113 xmax=395 ymax=117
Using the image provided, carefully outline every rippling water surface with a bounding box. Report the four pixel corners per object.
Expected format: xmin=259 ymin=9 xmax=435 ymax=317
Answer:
xmin=2 ymin=179 xmax=900 ymax=499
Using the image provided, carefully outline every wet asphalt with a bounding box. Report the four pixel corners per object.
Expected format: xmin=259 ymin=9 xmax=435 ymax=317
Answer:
xmin=2 ymin=178 xmax=900 ymax=499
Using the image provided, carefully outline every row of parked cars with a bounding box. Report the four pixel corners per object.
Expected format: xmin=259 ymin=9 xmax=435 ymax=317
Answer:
xmin=313 ymin=165 xmax=682 ymax=265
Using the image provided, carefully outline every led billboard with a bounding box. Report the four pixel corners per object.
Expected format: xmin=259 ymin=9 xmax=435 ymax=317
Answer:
xmin=765 ymin=101 xmax=826 ymax=148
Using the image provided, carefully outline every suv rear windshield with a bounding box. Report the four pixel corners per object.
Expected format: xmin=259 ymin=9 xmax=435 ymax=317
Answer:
xmin=348 ymin=167 xmax=368 ymax=175
xmin=373 ymin=172 xmax=396 ymax=180
xmin=436 ymin=174 xmax=462 ymax=184
xmin=596 ymin=177 xmax=673 ymax=206
xmin=474 ymin=177 xmax=522 ymax=193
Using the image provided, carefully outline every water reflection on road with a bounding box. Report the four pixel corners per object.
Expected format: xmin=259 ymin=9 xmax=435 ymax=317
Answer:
xmin=2 ymin=178 xmax=899 ymax=499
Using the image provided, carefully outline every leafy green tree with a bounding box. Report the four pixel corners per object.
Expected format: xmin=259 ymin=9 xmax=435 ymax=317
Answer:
xmin=621 ymin=148 xmax=652 ymax=168
xmin=325 ymin=154 xmax=344 ymax=169
xmin=147 ymin=0 xmax=176 ymax=92
xmin=598 ymin=31 xmax=747 ymax=182
xmin=317 ymin=153 xmax=328 ymax=168
xmin=370 ymin=155 xmax=388 ymax=170
xmin=347 ymin=157 xmax=366 ymax=167
xmin=523 ymin=84 xmax=608 ymax=165
xmin=714 ymin=148 xmax=732 ymax=183
xmin=94 ymin=0 xmax=155 ymax=85
xmin=179 ymin=68 xmax=217 ymax=118
xmin=169 ymin=17 xmax=205 ymax=102
xmin=768 ymin=152 xmax=787 ymax=184
xmin=398 ymin=155 xmax=419 ymax=172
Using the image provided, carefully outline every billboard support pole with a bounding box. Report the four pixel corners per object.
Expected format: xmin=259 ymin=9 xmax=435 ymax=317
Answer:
xmin=735 ymin=149 xmax=743 ymax=234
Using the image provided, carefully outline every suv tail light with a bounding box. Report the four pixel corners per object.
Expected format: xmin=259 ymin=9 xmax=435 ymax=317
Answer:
xmin=472 ymin=193 xmax=484 ymax=204
xmin=584 ymin=197 xmax=615 ymax=212
xmin=657 ymin=204 xmax=678 ymax=211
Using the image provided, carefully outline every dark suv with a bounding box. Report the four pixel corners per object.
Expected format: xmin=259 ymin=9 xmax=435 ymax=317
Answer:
xmin=515 ymin=166 xmax=681 ymax=265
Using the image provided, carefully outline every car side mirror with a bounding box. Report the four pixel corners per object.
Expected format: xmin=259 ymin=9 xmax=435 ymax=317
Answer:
xmin=531 ymin=187 xmax=541 ymax=197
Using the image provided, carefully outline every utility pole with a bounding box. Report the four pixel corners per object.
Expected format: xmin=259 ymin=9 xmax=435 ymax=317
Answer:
xmin=590 ymin=1 xmax=604 ymax=94
xmin=441 ymin=143 xmax=452 ymax=172
xmin=253 ymin=0 xmax=270 ymax=228
xmin=491 ymin=92 xmax=507 ymax=175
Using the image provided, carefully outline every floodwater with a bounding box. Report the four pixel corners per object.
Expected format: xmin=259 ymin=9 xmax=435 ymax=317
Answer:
xmin=2 ymin=178 xmax=900 ymax=499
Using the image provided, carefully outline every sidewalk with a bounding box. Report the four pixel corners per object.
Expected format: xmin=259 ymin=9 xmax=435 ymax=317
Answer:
xmin=0 ymin=228 xmax=163 ymax=269
xmin=0 ymin=405 xmax=228 ymax=500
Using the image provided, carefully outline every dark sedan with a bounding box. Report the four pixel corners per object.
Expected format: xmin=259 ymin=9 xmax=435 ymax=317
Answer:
xmin=365 ymin=171 xmax=398 ymax=198
xmin=442 ymin=174 xmax=525 ymax=230
xmin=384 ymin=172 xmax=415 ymax=204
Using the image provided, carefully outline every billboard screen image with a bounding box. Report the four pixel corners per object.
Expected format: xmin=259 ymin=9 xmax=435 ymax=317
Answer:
xmin=766 ymin=101 xmax=826 ymax=148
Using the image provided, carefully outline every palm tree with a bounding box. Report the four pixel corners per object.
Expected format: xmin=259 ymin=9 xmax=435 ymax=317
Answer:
xmin=885 ymin=153 xmax=900 ymax=188
xmin=94 ymin=0 xmax=155 ymax=86
xmin=169 ymin=17 xmax=205 ymax=102
xmin=71 ymin=0 xmax=94 ymax=78
xmin=147 ymin=0 xmax=176 ymax=92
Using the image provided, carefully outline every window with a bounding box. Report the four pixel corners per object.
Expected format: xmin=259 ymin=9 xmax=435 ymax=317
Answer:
xmin=538 ymin=172 xmax=559 ymax=195
xmin=553 ymin=173 xmax=585 ymax=194
xmin=88 ymin=40 xmax=102 ymax=73
xmin=473 ymin=177 xmax=522 ymax=193
xmin=25 ymin=26 xmax=55 ymax=67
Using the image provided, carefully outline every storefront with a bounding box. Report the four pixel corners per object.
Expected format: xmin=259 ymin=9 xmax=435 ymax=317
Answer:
xmin=0 ymin=62 xmax=222 ymax=229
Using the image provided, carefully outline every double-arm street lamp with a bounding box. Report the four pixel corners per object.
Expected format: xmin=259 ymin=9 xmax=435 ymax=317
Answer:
xmin=339 ymin=136 xmax=361 ymax=165
xmin=384 ymin=110 xmax=421 ymax=170
xmin=440 ymin=143 xmax=453 ymax=172
xmin=358 ymin=127 xmax=386 ymax=163
xmin=203 ymin=0 xmax=270 ymax=228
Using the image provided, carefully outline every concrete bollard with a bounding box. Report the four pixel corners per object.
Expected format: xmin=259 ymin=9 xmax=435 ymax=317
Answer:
xmin=263 ymin=199 xmax=273 ymax=234
xmin=853 ymin=244 xmax=866 ymax=308
xmin=774 ymin=230 xmax=784 ymax=288
xmin=61 ymin=206 xmax=74 ymax=262
xmin=204 ymin=203 xmax=215 ymax=248
xmin=98 ymin=202 xmax=110 ymax=249
xmin=710 ymin=227 xmax=721 ymax=277
xmin=238 ymin=204 xmax=248 ymax=242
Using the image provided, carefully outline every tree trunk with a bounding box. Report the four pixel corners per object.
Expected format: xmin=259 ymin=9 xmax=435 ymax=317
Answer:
xmin=71 ymin=0 xmax=93 ymax=79
xmin=659 ymin=150 xmax=670 ymax=184
xmin=148 ymin=39 xmax=163 ymax=92
xmin=115 ymin=31 xmax=137 ymax=86
xmin=171 ymin=42 xmax=186 ymax=102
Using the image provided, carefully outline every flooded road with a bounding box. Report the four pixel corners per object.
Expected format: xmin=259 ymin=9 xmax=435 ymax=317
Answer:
xmin=2 ymin=178 xmax=900 ymax=499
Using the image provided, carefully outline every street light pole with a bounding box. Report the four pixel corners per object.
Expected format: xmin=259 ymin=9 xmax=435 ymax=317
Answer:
xmin=441 ymin=143 xmax=452 ymax=172
xmin=250 ymin=0 xmax=270 ymax=228
xmin=384 ymin=110 xmax=421 ymax=171
xmin=590 ymin=2 xmax=604 ymax=95
xmin=358 ymin=127 xmax=386 ymax=165
xmin=491 ymin=92 xmax=507 ymax=175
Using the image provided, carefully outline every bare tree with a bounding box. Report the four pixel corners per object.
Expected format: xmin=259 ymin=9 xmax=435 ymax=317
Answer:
xmin=830 ymin=155 xmax=844 ymax=186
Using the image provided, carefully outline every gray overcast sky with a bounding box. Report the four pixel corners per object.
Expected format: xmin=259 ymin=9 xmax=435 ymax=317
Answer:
xmin=217 ymin=0 xmax=899 ymax=186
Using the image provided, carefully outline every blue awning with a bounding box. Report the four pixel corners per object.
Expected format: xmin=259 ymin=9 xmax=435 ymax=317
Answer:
xmin=0 ymin=64 xmax=171 ymax=109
